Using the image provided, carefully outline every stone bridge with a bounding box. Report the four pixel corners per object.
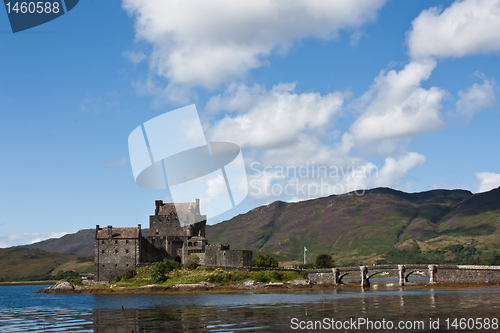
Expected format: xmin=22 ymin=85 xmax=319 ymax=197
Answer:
xmin=308 ymin=264 xmax=500 ymax=287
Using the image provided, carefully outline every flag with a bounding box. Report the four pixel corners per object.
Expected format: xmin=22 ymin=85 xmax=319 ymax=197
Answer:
xmin=304 ymin=247 xmax=308 ymax=252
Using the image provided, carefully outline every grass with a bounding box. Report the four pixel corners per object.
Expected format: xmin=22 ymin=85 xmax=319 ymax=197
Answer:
xmin=0 ymin=248 xmax=93 ymax=282
xmin=51 ymin=260 xmax=94 ymax=276
xmin=0 ymin=280 xmax=58 ymax=286
xmin=114 ymin=266 xmax=307 ymax=287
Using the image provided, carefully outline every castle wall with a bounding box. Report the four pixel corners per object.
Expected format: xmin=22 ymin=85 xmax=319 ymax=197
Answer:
xmin=201 ymin=246 xmax=252 ymax=267
xmin=150 ymin=215 xmax=186 ymax=237
xmin=94 ymin=200 xmax=252 ymax=280
xmin=140 ymin=236 xmax=169 ymax=263
xmin=94 ymin=238 xmax=140 ymax=281
xmin=166 ymin=236 xmax=187 ymax=262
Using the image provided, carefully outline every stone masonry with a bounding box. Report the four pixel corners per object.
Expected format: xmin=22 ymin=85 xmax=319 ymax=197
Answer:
xmin=94 ymin=199 xmax=252 ymax=281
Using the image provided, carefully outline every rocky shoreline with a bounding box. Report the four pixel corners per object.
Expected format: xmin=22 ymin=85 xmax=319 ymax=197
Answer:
xmin=36 ymin=279 xmax=312 ymax=294
xmin=35 ymin=279 xmax=500 ymax=294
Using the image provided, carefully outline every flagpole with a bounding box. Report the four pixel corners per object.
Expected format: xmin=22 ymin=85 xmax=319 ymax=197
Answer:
xmin=304 ymin=247 xmax=306 ymax=264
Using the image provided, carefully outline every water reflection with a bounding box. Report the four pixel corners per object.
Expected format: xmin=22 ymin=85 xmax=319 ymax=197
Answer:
xmin=1 ymin=283 xmax=500 ymax=332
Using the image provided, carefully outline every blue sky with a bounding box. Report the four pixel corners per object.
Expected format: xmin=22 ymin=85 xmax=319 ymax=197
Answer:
xmin=1 ymin=0 xmax=499 ymax=247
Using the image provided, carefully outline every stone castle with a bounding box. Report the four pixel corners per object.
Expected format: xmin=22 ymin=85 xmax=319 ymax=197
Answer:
xmin=94 ymin=199 xmax=252 ymax=281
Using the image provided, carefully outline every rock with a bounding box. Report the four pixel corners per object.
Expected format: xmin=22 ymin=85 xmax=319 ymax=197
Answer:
xmin=291 ymin=279 xmax=309 ymax=286
xmin=171 ymin=282 xmax=215 ymax=290
xmin=242 ymin=280 xmax=259 ymax=287
xmin=137 ymin=284 xmax=161 ymax=289
xmin=82 ymin=280 xmax=108 ymax=286
xmin=52 ymin=281 xmax=75 ymax=291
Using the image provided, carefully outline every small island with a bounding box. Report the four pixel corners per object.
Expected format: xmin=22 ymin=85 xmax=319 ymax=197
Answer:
xmin=38 ymin=258 xmax=313 ymax=294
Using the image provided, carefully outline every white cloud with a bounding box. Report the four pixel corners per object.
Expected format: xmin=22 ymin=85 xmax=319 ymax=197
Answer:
xmin=346 ymin=59 xmax=445 ymax=147
xmin=122 ymin=0 xmax=386 ymax=92
xmin=455 ymin=74 xmax=497 ymax=119
xmin=367 ymin=152 xmax=426 ymax=188
xmin=408 ymin=0 xmax=500 ymax=59
xmin=207 ymin=83 xmax=344 ymax=149
xmin=476 ymin=172 xmax=500 ymax=193
xmin=246 ymin=152 xmax=425 ymax=201
xmin=0 ymin=232 xmax=68 ymax=248
xmin=205 ymin=82 xmax=427 ymax=203
xmin=123 ymin=50 xmax=147 ymax=64
xmin=199 ymin=174 xmax=228 ymax=205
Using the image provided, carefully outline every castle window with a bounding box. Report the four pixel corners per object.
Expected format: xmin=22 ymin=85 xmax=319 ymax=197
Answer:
xmin=126 ymin=264 xmax=129 ymax=267
xmin=126 ymin=249 xmax=129 ymax=254
xmin=101 ymin=250 xmax=104 ymax=254
xmin=155 ymin=229 xmax=159 ymax=235
xmin=101 ymin=240 xmax=104 ymax=244
xmin=114 ymin=240 xmax=118 ymax=245
xmin=115 ymin=250 xmax=118 ymax=254
xmin=102 ymin=264 xmax=105 ymax=267
xmin=115 ymin=264 xmax=117 ymax=268
xmin=194 ymin=242 xmax=198 ymax=246
xmin=188 ymin=242 xmax=192 ymax=246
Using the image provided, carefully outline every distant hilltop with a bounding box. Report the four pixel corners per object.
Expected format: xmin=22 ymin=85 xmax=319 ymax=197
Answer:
xmin=18 ymin=186 xmax=500 ymax=266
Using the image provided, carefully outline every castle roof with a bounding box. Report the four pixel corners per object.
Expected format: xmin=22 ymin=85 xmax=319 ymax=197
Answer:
xmin=96 ymin=227 xmax=140 ymax=239
xmin=157 ymin=203 xmax=196 ymax=216
xmin=189 ymin=236 xmax=208 ymax=241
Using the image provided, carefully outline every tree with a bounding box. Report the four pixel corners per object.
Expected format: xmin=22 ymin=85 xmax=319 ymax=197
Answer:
xmin=184 ymin=253 xmax=200 ymax=270
xmin=150 ymin=259 xmax=181 ymax=283
xmin=252 ymin=254 xmax=279 ymax=267
xmin=315 ymin=254 xmax=335 ymax=268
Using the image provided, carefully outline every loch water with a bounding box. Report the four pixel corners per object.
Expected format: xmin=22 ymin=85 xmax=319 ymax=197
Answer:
xmin=1 ymin=279 xmax=500 ymax=332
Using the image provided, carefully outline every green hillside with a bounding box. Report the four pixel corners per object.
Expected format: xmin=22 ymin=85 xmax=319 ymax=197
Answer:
xmin=14 ymin=186 xmax=500 ymax=269
xmin=0 ymin=248 xmax=93 ymax=282
xmin=206 ymin=187 xmax=500 ymax=266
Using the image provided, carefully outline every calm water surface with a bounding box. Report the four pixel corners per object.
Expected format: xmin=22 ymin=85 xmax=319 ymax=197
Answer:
xmin=1 ymin=279 xmax=500 ymax=332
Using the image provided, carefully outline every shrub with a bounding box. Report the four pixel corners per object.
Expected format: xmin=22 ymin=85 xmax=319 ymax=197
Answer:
xmin=116 ymin=268 xmax=137 ymax=282
xmin=231 ymin=271 xmax=251 ymax=282
xmin=150 ymin=259 xmax=181 ymax=283
xmin=184 ymin=254 xmax=200 ymax=270
xmin=251 ymin=270 xmax=303 ymax=283
xmin=298 ymin=263 xmax=315 ymax=269
xmin=204 ymin=266 xmax=215 ymax=272
xmin=65 ymin=276 xmax=83 ymax=286
xmin=315 ymin=254 xmax=335 ymax=268
xmin=253 ymin=271 xmax=270 ymax=283
xmin=252 ymin=254 xmax=279 ymax=267
xmin=206 ymin=269 xmax=231 ymax=284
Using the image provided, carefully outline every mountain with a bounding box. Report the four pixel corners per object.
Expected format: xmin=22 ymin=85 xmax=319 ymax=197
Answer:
xmin=0 ymin=248 xmax=93 ymax=281
xmin=206 ymin=187 xmax=500 ymax=265
xmin=17 ymin=187 xmax=500 ymax=266
xmin=17 ymin=229 xmax=96 ymax=255
xmin=18 ymin=228 xmax=152 ymax=255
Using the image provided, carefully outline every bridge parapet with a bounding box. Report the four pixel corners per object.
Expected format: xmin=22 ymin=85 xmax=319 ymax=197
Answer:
xmin=308 ymin=264 xmax=500 ymax=287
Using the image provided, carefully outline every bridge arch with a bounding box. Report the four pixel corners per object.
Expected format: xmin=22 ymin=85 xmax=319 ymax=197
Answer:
xmin=337 ymin=271 xmax=361 ymax=284
xmin=367 ymin=270 xmax=398 ymax=280
xmin=404 ymin=270 xmax=429 ymax=281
